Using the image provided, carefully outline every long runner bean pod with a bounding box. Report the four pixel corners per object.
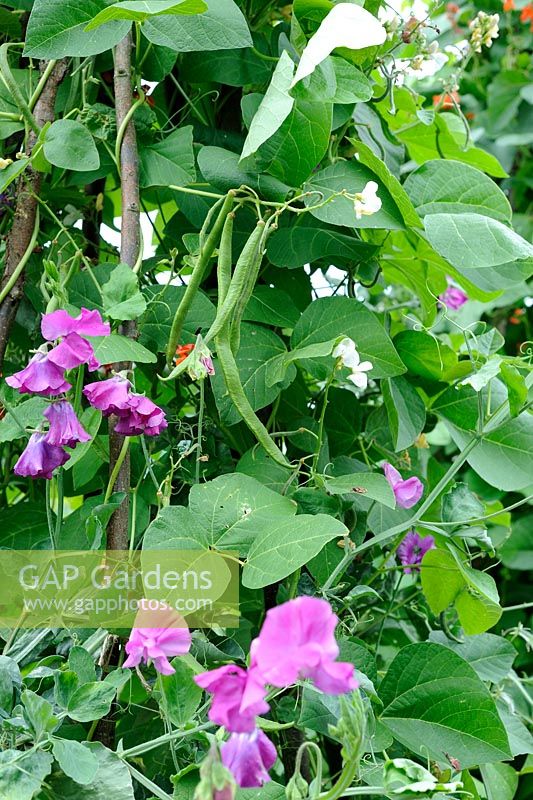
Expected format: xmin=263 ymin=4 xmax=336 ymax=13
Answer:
xmin=214 ymin=324 xmax=291 ymax=467
xmin=216 ymin=211 xmax=234 ymax=305
xmin=166 ymin=191 xmax=235 ymax=365
xmin=229 ymin=219 xmax=273 ymax=354
xmin=204 ymin=219 xmax=265 ymax=345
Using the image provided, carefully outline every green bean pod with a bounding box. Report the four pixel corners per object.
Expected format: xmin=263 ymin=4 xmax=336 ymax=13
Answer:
xmin=165 ymin=191 xmax=235 ymax=366
xmin=204 ymin=219 xmax=265 ymax=345
xmin=214 ymin=325 xmax=290 ymax=468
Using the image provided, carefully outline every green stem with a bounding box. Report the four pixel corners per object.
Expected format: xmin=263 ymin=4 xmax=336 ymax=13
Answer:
xmin=115 ymin=92 xmax=145 ymax=177
xmin=196 ymin=379 xmax=205 ymax=484
xmin=215 ymin=331 xmax=290 ymax=467
xmin=312 ymin=371 xmax=335 ymax=476
xmin=0 ymin=209 xmax=40 ymax=304
xmin=321 ymin=546 xmax=355 ymax=594
xmin=0 ymin=43 xmax=39 ymax=134
xmin=45 ymin=480 xmax=56 ymax=550
xmin=168 ymin=183 xmax=225 ymax=200
xmin=319 ymin=760 xmax=359 ymax=800
xmin=120 ymin=722 xmax=213 ymax=758
xmin=55 ymin=468 xmax=64 ymax=545
xmin=104 ymin=437 xmax=130 ymax=503
xmin=287 ymin=567 xmax=301 ymax=599
xmin=166 ymin=191 xmax=235 ymax=365
xmin=28 ymin=59 xmax=58 ymax=111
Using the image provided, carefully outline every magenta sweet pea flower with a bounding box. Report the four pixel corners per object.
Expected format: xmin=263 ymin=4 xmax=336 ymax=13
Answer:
xmin=43 ymin=401 xmax=91 ymax=449
xmin=398 ymin=531 xmax=435 ymax=573
xmin=41 ymin=307 xmax=110 ymax=340
xmin=6 ymin=352 xmax=71 ymax=396
xmin=195 ymin=665 xmax=269 ymax=733
xmin=439 ymin=285 xmax=468 ymax=310
xmin=221 ymin=729 xmax=277 ymax=788
xmin=83 ymin=375 xmax=132 ymax=415
xmin=383 ymin=462 xmax=424 ymax=509
xmin=251 ymin=597 xmax=357 ymax=695
xmin=122 ymin=601 xmax=192 ymax=676
xmin=14 ymin=432 xmax=70 ymax=479
xmin=113 ymin=394 xmax=168 ymax=437
xmin=48 ymin=332 xmax=100 ymax=372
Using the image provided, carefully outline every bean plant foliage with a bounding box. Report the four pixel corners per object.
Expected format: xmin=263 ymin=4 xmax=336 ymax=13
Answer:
xmin=0 ymin=0 xmax=532 ymax=798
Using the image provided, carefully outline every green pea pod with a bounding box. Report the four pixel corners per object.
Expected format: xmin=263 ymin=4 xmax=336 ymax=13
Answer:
xmin=205 ymin=219 xmax=265 ymax=345
xmin=215 ymin=327 xmax=291 ymax=468
xmin=165 ymin=191 xmax=235 ymax=366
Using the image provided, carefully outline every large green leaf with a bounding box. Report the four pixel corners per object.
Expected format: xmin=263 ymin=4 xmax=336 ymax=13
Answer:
xmin=242 ymin=513 xmax=347 ymax=588
xmin=266 ymin=218 xmax=378 ymax=269
xmin=87 ymin=334 xmax=157 ymax=364
xmin=1 ymin=502 xmax=50 ymax=549
xmin=379 ymin=642 xmax=511 ymax=767
xmin=291 ymin=296 xmax=405 ymax=379
xmin=52 ymin=740 xmax=99 ymax=785
xmin=323 ymin=472 xmax=395 ymax=508
xmin=383 ymin=376 xmax=426 ymax=451
xmin=404 ymin=160 xmax=512 ymax=223
xmin=188 ymin=473 xmax=296 ymax=552
xmin=303 ymin=160 xmax=405 ymax=230
xmin=143 ymin=0 xmax=252 ymax=51
xmin=428 ymin=632 xmax=516 ymax=684
xmin=0 ymin=396 xmax=47 ymax=443
xmin=46 ymin=742 xmax=135 ymax=800
xmin=480 ymin=763 xmax=518 ymax=800
xmin=139 ymin=126 xmax=196 ymax=188
xmin=424 ymin=213 xmax=533 ymax=293
xmin=66 ymin=682 xmax=117 ymax=722
xmin=254 ymin=97 xmax=332 ymax=187
xmin=85 ymin=0 xmax=207 ymax=30
xmin=433 ymin=384 xmax=533 ymax=491
xmin=102 ymin=263 xmax=147 ymax=320
xmin=212 ymin=323 xmax=297 ymax=425
xmin=241 ymin=51 xmax=295 ymax=161
xmin=0 ymin=750 xmax=53 ymax=800
xmin=144 ymin=474 xmax=297 ymax=555
xmin=197 ymin=146 xmax=292 ymax=201
xmin=160 ymin=658 xmax=203 ymax=725
xmin=44 ymin=120 xmax=100 ymax=172
xmin=499 ymin=516 xmax=533 ymax=570
xmin=421 ymin=547 xmax=502 ymax=635
xmin=243 ymin=286 xmax=301 ymax=328
xmin=24 ymin=0 xmax=130 ymax=58
xmin=394 ymin=330 xmax=462 ymax=382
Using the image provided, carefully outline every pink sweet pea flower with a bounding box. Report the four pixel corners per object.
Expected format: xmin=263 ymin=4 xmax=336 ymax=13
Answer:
xmin=439 ymin=285 xmax=468 ymax=310
xmin=41 ymin=307 xmax=110 ymax=340
xmin=250 ymin=597 xmax=357 ymax=695
xmin=48 ymin=332 xmax=100 ymax=372
xmin=83 ymin=375 xmax=132 ymax=415
xmin=383 ymin=462 xmax=424 ymax=509
xmin=43 ymin=401 xmax=91 ymax=448
xmin=122 ymin=600 xmax=192 ymax=676
xmin=6 ymin=351 xmax=71 ymax=396
xmin=221 ymin=729 xmax=277 ymax=788
xmin=194 ymin=665 xmax=269 ymax=733
xmin=14 ymin=432 xmax=70 ymax=479
xmin=113 ymin=394 xmax=168 ymax=437
xmin=397 ymin=531 xmax=435 ymax=573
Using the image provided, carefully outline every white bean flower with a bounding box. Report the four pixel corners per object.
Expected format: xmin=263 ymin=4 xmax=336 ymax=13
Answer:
xmin=291 ymin=3 xmax=387 ymax=87
xmin=332 ymin=338 xmax=373 ymax=389
xmin=354 ymin=181 xmax=382 ymax=220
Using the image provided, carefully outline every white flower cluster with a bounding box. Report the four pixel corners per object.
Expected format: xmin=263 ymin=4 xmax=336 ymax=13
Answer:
xmin=332 ymin=338 xmax=373 ymax=390
xmin=469 ymin=11 xmax=500 ymax=53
